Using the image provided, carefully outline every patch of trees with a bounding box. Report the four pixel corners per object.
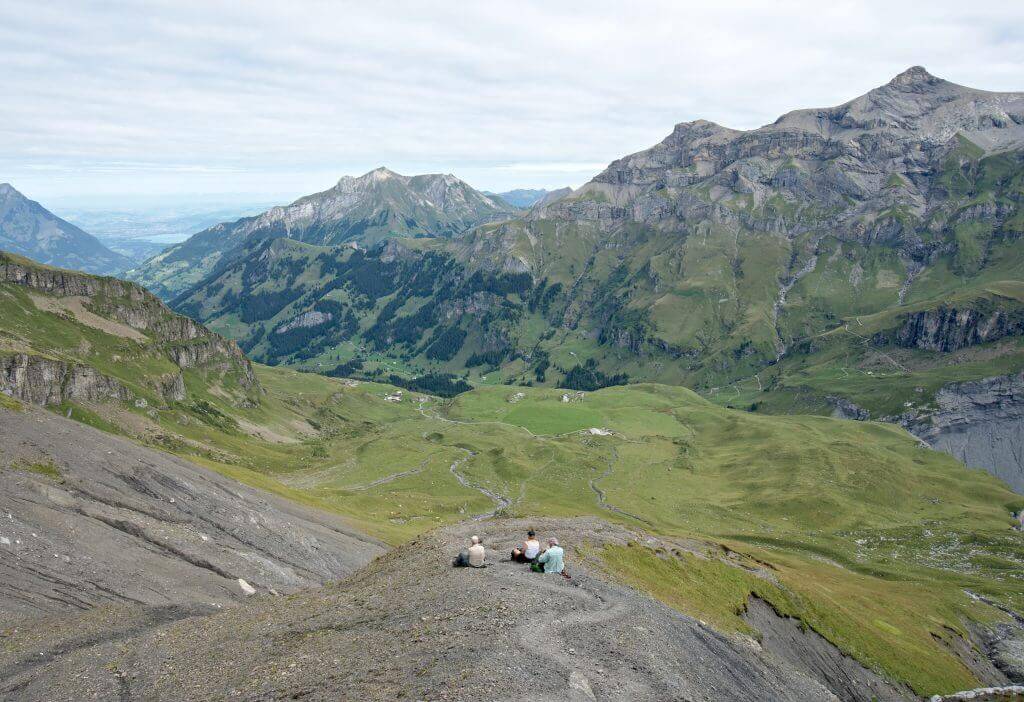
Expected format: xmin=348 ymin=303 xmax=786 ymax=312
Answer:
xmin=387 ymin=303 xmax=438 ymax=347
xmin=267 ymin=321 xmax=331 ymax=358
xmin=404 ymin=253 xmax=456 ymax=296
xmin=386 ymin=373 xmax=472 ymax=398
xmin=532 ymin=349 xmax=550 ymax=382
xmin=527 ymin=278 xmax=563 ymax=316
xmin=313 ymin=298 xmax=345 ymax=315
xmin=324 ymin=358 xmax=364 ymax=377
xmin=465 ymin=348 xmax=508 ymax=368
xmin=238 ymin=288 xmax=306 ymax=323
xmin=562 ymin=358 xmax=628 ymax=391
xmin=316 ymin=249 xmax=403 ymax=301
xmin=239 ymin=325 xmax=265 ymax=353
xmin=460 ymin=270 xmax=532 ymax=297
xmin=422 ymin=325 xmax=467 ymax=361
xmin=264 ymin=303 xmax=360 ymax=363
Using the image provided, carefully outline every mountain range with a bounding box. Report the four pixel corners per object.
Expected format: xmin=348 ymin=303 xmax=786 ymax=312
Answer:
xmin=161 ymin=67 xmax=1024 ymax=488
xmin=486 ymin=188 xmax=552 ymax=207
xmin=0 ymin=183 xmax=132 ymax=275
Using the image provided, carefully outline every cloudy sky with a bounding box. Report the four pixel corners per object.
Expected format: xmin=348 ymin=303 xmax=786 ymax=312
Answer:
xmin=2 ymin=0 xmax=1022 ymax=207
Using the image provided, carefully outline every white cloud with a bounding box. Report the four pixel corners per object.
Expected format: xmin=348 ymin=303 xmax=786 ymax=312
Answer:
xmin=0 ymin=0 xmax=1021 ymax=204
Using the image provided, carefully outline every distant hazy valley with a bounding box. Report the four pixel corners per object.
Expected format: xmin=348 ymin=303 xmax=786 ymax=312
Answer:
xmin=57 ymin=200 xmax=277 ymax=263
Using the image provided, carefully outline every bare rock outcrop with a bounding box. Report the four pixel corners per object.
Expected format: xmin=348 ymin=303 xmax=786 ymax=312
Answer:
xmin=895 ymin=372 xmax=1024 ymax=492
xmin=0 ymin=353 xmax=133 ymax=405
xmin=0 ymin=405 xmax=383 ymax=621
xmin=878 ymin=306 xmax=1024 ymax=352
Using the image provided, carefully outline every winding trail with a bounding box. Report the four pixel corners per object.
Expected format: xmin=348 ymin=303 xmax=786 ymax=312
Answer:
xmin=343 ymin=458 xmax=431 ymax=491
xmin=448 ymin=449 xmax=510 ymax=520
xmin=588 ymin=451 xmax=653 ymax=526
xmin=515 ymin=576 xmax=646 ymax=701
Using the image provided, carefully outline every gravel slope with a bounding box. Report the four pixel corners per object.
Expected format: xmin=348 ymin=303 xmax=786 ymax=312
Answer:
xmin=0 ymin=406 xmax=383 ymax=620
xmin=1 ymin=517 xmax=854 ymax=701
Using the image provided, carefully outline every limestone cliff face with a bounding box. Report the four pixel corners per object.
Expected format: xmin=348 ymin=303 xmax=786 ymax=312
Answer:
xmin=166 ymin=338 xmax=258 ymax=389
xmin=1 ymin=255 xmax=144 ymax=300
xmin=533 ymin=67 xmax=1024 ymax=243
xmin=0 ymin=353 xmax=133 ymax=405
xmin=895 ymin=372 xmax=1024 ymax=492
xmin=0 ymin=252 xmax=260 ymax=394
xmin=0 ymin=354 xmax=194 ymax=406
xmin=881 ymin=306 xmax=1024 ymax=352
xmin=828 ymin=373 xmax=1024 ymax=493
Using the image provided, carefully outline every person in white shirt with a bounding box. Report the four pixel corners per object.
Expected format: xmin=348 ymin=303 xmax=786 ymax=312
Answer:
xmin=511 ymin=529 xmax=541 ymax=563
xmin=467 ymin=535 xmax=486 ymax=568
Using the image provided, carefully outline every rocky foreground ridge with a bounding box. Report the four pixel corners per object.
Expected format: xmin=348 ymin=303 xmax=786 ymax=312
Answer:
xmin=3 ymin=515 xmax=1023 ymax=701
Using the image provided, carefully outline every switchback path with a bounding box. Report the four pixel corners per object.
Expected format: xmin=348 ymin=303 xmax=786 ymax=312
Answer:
xmin=448 ymin=449 xmax=511 ymax=520
xmin=588 ymin=450 xmax=654 ymax=526
xmin=343 ymin=457 xmax=432 ymax=491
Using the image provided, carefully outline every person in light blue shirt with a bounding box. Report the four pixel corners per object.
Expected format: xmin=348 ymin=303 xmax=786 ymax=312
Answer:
xmin=532 ymin=537 xmax=564 ymax=574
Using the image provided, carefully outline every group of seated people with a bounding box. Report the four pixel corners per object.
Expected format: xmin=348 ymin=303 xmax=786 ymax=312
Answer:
xmin=453 ymin=529 xmax=565 ymax=575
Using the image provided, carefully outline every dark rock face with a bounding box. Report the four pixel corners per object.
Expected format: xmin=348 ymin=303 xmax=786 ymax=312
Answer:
xmin=158 ymin=371 xmax=187 ymax=402
xmin=896 ymin=372 xmax=1024 ymax=492
xmin=0 ymin=353 xmax=133 ymax=405
xmin=885 ymin=307 xmax=1024 ymax=352
xmin=742 ymin=596 xmax=913 ymax=701
xmin=972 ymin=622 xmax=1024 ymax=683
xmin=0 ymin=406 xmax=383 ymax=621
xmin=829 ymin=395 xmax=871 ymax=421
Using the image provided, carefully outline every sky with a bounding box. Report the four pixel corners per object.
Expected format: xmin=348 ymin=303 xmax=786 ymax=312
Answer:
xmin=2 ymin=0 xmax=1023 ymax=208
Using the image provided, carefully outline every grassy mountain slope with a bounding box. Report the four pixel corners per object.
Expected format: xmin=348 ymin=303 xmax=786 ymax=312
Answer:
xmin=128 ymin=168 xmax=518 ymax=298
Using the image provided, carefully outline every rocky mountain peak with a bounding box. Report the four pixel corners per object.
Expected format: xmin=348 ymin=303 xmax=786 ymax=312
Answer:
xmin=336 ymin=167 xmax=403 ymax=189
xmin=0 ymin=185 xmax=132 ymax=275
xmin=365 ymin=166 xmax=400 ymax=181
xmin=886 ymin=65 xmax=941 ymax=90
